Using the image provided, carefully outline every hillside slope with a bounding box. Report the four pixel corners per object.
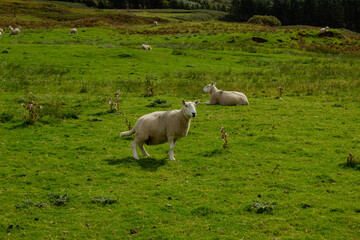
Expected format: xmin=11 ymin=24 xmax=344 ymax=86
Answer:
xmin=0 ymin=0 xmax=162 ymax=28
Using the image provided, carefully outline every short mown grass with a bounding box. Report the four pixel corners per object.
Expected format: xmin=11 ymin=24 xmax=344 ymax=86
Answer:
xmin=0 ymin=4 xmax=360 ymax=239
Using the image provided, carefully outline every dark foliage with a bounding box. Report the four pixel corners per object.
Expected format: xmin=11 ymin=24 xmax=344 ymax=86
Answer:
xmin=230 ymin=0 xmax=360 ymax=32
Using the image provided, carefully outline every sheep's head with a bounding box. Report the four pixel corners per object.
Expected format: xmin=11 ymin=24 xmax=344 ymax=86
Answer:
xmin=182 ymin=99 xmax=199 ymax=119
xmin=202 ymin=82 xmax=216 ymax=93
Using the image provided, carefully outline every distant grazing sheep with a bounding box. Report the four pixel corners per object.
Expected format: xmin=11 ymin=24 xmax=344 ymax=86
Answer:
xmin=202 ymin=82 xmax=249 ymax=106
xmin=0 ymin=29 xmax=3 ymax=38
xmin=120 ymin=99 xmax=200 ymax=160
xmin=9 ymin=27 xmax=21 ymax=36
xmin=69 ymin=28 xmax=78 ymax=36
xmin=141 ymin=43 xmax=152 ymax=50
xmin=154 ymin=21 xmax=158 ymax=26
xmin=319 ymin=26 xmax=329 ymax=33
xmin=8 ymin=26 xmax=13 ymax=31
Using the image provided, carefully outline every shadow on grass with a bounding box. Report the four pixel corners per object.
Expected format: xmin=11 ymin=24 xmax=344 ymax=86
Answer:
xmin=202 ymin=148 xmax=227 ymax=157
xmin=104 ymin=157 xmax=166 ymax=172
xmin=8 ymin=121 xmax=36 ymax=130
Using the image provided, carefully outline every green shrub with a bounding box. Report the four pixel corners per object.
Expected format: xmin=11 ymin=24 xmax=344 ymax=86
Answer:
xmin=247 ymin=15 xmax=281 ymax=27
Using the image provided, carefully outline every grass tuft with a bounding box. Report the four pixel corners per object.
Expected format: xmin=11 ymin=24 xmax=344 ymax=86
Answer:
xmin=146 ymin=99 xmax=172 ymax=108
xmin=191 ymin=206 xmax=216 ymax=216
xmin=49 ymin=193 xmax=69 ymax=206
xmin=0 ymin=112 xmax=14 ymax=123
xmin=91 ymin=196 xmax=118 ymax=206
xmin=15 ymin=200 xmax=47 ymax=209
xmin=246 ymin=200 xmax=277 ymax=214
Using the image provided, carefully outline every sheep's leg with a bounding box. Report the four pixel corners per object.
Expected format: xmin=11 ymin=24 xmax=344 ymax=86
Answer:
xmin=131 ymin=141 xmax=139 ymax=160
xmin=138 ymin=143 xmax=150 ymax=157
xmin=168 ymin=139 xmax=177 ymax=161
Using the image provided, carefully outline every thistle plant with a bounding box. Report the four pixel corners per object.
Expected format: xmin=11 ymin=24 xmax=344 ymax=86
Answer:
xmin=220 ymin=126 xmax=228 ymax=148
xmin=347 ymin=153 xmax=355 ymax=163
xmin=145 ymin=86 xmax=154 ymax=97
xmin=277 ymin=86 xmax=284 ymax=99
xmin=144 ymin=75 xmax=156 ymax=97
xmin=125 ymin=118 xmax=132 ymax=130
xmin=107 ymin=90 xmax=123 ymax=113
xmin=22 ymin=101 xmax=42 ymax=124
xmin=343 ymin=152 xmax=360 ymax=169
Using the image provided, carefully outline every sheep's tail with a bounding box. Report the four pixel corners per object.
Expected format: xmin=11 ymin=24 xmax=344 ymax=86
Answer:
xmin=120 ymin=128 xmax=135 ymax=137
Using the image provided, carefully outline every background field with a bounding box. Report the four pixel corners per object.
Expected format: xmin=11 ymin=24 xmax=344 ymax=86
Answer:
xmin=1 ymin=1 xmax=360 ymax=239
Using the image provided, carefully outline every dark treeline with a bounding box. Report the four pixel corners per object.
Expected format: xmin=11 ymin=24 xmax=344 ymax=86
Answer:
xmin=230 ymin=0 xmax=360 ymax=32
xmin=64 ymin=0 xmax=228 ymax=11
xmin=54 ymin=0 xmax=360 ymax=32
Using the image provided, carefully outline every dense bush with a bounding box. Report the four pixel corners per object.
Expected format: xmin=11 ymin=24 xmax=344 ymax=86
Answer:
xmin=248 ymin=15 xmax=281 ymax=27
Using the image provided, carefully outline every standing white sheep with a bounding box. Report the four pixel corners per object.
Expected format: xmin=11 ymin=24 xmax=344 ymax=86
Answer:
xmin=319 ymin=26 xmax=330 ymax=33
xmin=202 ymin=82 xmax=249 ymax=106
xmin=141 ymin=43 xmax=152 ymax=50
xmin=69 ymin=28 xmax=78 ymax=36
xmin=120 ymin=99 xmax=200 ymax=160
xmin=0 ymin=29 xmax=3 ymax=38
xmin=9 ymin=27 xmax=21 ymax=36
xmin=154 ymin=21 xmax=158 ymax=26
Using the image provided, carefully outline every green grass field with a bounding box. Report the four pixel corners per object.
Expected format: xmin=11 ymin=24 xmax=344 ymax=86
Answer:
xmin=1 ymin=1 xmax=360 ymax=239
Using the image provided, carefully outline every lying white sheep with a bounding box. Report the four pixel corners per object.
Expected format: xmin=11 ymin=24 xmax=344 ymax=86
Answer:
xmin=9 ymin=27 xmax=21 ymax=36
xmin=154 ymin=21 xmax=158 ymax=26
xmin=141 ymin=43 xmax=152 ymax=50
xmin=69 ymin=28 xmax=78 ymax=36
xmin=202 ymin=82 xmax=249 ymax=106
xmin=120 ymin=99 xmax=199 ymax=160
xmin=319 ymin=26 xmax=329 ymax=33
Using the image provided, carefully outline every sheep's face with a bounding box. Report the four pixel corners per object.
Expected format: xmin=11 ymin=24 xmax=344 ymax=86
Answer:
xmin=182 ymin=99 xmax=199 ymax=119
xmin=202 ymin=82 xmax=216 ymax=93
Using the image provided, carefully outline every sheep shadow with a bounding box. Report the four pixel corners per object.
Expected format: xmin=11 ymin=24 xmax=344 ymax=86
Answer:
xmin=104 ymin=157 xmax=166 ymax=172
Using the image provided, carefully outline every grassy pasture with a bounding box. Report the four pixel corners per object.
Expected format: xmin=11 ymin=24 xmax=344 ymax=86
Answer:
xmin=1 ymin=3 xmax=360 ymax=239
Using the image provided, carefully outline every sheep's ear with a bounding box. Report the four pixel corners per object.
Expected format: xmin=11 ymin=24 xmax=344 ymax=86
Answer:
xmin=194 ymin=100 xmax=200 ymax=105
xmin=211 ymin=81 xmax=214 ymax=85
xmin=213 ymin=82 xmax=217 ymax=86
xmin=182 ymin=99 xmax=186 ymax=105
